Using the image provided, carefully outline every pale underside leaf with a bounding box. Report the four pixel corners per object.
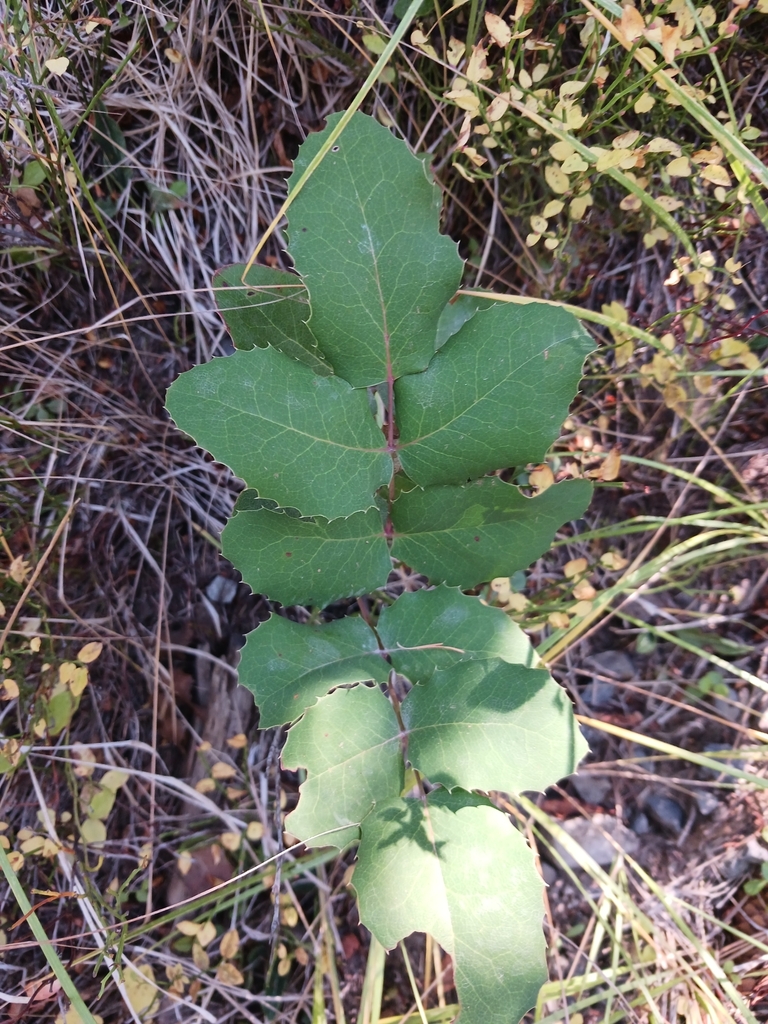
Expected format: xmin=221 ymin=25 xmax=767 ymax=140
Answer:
xmin=287 ymin=112 xmax=464 ymax=387
xmin=165 ymin=346 xmax=390 ymax=519
xmin=282 ymin=685 xmax=402 ymax=850
xmin=396 ymin=302 xmax=594 ymax=487
xmin=377 ymin=585 xmax=536 ymax=681
xmin=236 ymin=613 xmax=388 ymax=728
xmin=402 ymin=658 xmax=588 ymax=794
xmin=390 ymin=478 xmax=593 ymax=588
xmin=222 ymin=504 xmax=391 ymax=609
xmin=213 ymin=263 xmax=331 ymax=375
xmin=354 ymin=791 xmax=546 ymax=1024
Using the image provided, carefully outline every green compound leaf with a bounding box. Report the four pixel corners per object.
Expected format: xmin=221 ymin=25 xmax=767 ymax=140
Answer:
xmin=165 ymin=346 xmax=390 ymax=519
xmin=213 ymin=263 xmax=331 ymax=375
xmin=287 ymin=112 xmax=463 ymax=387
xmin=396 ymin=303 xmax=594 ymax=487
xmin=222 ymin=504 xmax=390 ymax=608
xmin=402 ymin=659 xmax=587 ymax=794
xmin=282 ymin=685 xmax=402 ymax=850
xmin=237 ymin=613 xmax=388 ymax=728
xmin=354 ymin=790 xmax=546 ymax=1024
xmin=377 ymin=585 xmax=536 ymax=682
xmin=390 ymin=478 xmax=593 ymax=588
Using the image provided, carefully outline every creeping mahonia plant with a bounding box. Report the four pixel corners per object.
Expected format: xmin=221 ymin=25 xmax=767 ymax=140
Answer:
xmin=166 ymin=112 xmax=593 ymax=1024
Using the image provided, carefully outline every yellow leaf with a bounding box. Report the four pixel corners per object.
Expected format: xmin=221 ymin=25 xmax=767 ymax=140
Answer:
xmin=651 ymin=352 xmax=674 ymax=384
xmin=660 ymin=23 xmax=682 ymax=63
xmin=446 ymin=37 xmax=465 ymax=66
xmin=411 ymin=29 xmax=438 ymax=60
xmin=177 ymin=920 xmax=202 ymax=936
xmin=519 ymin=68 xmax=533 ymax=90
xmin=532 ymin=62 xmax=549 ymax=82
xmin=634 ymin=92 xmax=656 ymax=113
xmin=619 ymin=5 xmax=645 ymax=41
xmin=569 ymin=193 xmax=593 ymax=220
xmin=526 ymin=232 xmax=541 ymax=246
xmin=692 ymin=145 xmax=724 ymax=165
xmin=362 ymin=33 xmax=386 ymax=55
xmin=656 ymin=196 xmax=684 ymax=211
xmin=717 ymin=293 xmax=736 ymax=311
xmin=565 ymin=104 xmax=587 ymax=130
xmin=548 ymin=612 xmax=571 ymax=630
xmin=667 ymin=156 xmax=691 ymax=176
xmin=192 ymin=941 xmax=210 ymax=971
xmin=508 ymin=593 xmax=529 ymax=613
xmin=462 ymin=146 xmax=487 ymax=168
xmin=220 ymin=831 xmax=241 ymax=852
xmin=197 ymin=920 xmax=217 ymax=948
xmin=80 ymin=818 xmax=106 ymax=846
xmin=485 ymin=12 xmax=512 ymax=46
xmin=123 ymin=962 xmax=156 ymax=1019
xmin=1 ymin=679 xmax=19 ymax=701
xmin=701 ymin=4 xmax=717 ymax=25
xmin=559 ymin=80 xmax=587 ymax=98
xmin=573 ymin=579 xmax=597 ymax=600
xmin=646 ymin=137 xmax=681 ymax=155
xmin=542 ymin=199 xmax=564 ymax=217
xmin=600 ymin=448 xmax=622 ymax=481
xmin=45 ymin=57 xmax=70 ymax=76
xmin=178 ymin=851 xmax=193 ymax=876
xmin=601 ymin=551 xmax=628 ymax=570
xmin=76 ymin=641 xmax=103 ymax=664
xmin=530 ymin=214 xmax=548 ymax=234
xmin=164 ymin=48 xmax=183 ymax=64
xmin=99 ymin=769 xmax=129 ymax=792
xmin=138 ymin=841 xmax=152 ymax=868
xmin=549 ymin=140 xmax=574 ymax=162
xmin=59 ymin=662 xmax=76 ymax=685
xmin=529 ymin=465 xmax=555 ymax=493
xmin=620 ymin=194 xmax=642 ymax=212
xmin=513 ymin=0 xmax=535 ymax=20
xmin=195 ymin=778 xmax=216 ymax=793
xmin=69 ymin=666 xmax=89 ymax=697
xmin=486 ymin=94 xmax=510 ymax=121
xmin=544 ymin=238 xmax=559 ymax=251
xmin=663 ymin=382 xmax=687 ymax=409
xmin=20 ymin=835 xmax=46 ymax=854
xmin=564 ymin=558 xmax=588 ymax=578
xmin=246 ymin=820 xmax=264 ymax=841
xmin=613 ymin=130 xmax=640 ymax=149
xmin=220 ymin=929 xmax=240 ymax=960
xmin=594 ymin=149 xmax=627 ymax=172
xmin=615 ymin=338 xmax=634 ymax=367
xmin=570 ymin=600 xmax=593 ymax=617
xmin=561 ymin=153 xmax=589 ymax=174
xmin=211 ymin=761 xmax=237 ymax=780
xmin=466 ymin=44 xmax=493 ymax=83
xmin=545 ymin=164 xmax=570 ymax=194
xmin=6 ymin=851 xmax=24 ymax=871
xmin=217 ymin=961 xmax=245 ymax=985
xmin=281 ymin=905 xmax=299 ymax=927
xmin=700 ymin=164 xmax=731 ymax=187
xmin=445 ymin=88 xmax=480 ymax=113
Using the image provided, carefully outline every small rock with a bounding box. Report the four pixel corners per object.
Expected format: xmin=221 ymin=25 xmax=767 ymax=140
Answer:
xmin=713 ymin=686 xmax=741 ymax=723
xmin=553 ymin=813 xmax=639 ymax=868
xmin=693 ymin=790 xmax=719 ymax=816
xmin=541 ymin=862 xmax=558 ymax=886
xmin=571 ymin=773 xmax=611 ymax=806
xmin=584 ymin=650 xmax=635 ymax=681
xmin=582 ymin=680 xmax=616 ymax=708
xmin=630 ymin=811 xmax=651 ymax=835
xmin=643 ymin=792 xmax=686 ymax=833
xmin=206 ymin=575 xmax=238 ymax=604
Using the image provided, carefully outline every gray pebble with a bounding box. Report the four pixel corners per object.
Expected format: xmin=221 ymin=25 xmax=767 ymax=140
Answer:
xmin=644 ymin=793 xmax=686 ymax=832
xmin=571 ymin=773 xmax=611 ymax=806
xmin=693 ymin=790 xmax=719 ymax=816
xmin=553 ymin=814 xmax=639 ymax=868
xmin=206 ymin=575 xmax=239 ymax=604
xmin=630 ymin=811 xmax=651 ymax=835
xmin=582 ymin=680 xmax=616 ymax=708
xmin=584 ymin=650 xmax=636 ymax=681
